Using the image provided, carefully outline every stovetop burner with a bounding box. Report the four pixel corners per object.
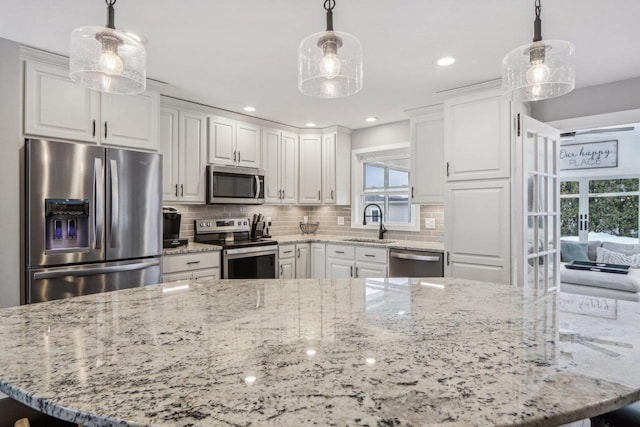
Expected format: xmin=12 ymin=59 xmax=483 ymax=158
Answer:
xmin=194 ymin=217 xmax=277 ymax=249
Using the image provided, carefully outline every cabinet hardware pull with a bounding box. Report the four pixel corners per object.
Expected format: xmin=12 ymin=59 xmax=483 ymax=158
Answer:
xmin=284 ymin=250 xmax=293 ymax=254
xmin=233 ymin=150 xmax=237 ymax=162
xmin=279 ymin=189 xmax=282 ymax=200
xmin=517 ymin=113 xmax=521 ymax=137
xmin=446 ymin=251 xmax=450 ymax=266
xmin=186 ymin=261 xmax=201 ymax=265
xmin=365 ymin=254 xmax=375 ymax=258
xmin=355 ymin=266 xmax=359 ymax=278
xmin=175 ymin=184 xmax=178 ymax=197
xmin=282 ymin=189 xmax=285 ymax=199
xmin=238 ymin=151 xmax=241 ymax=162
xmin=318 ymin=190 xmax=321 ymax=200
xmin=104 ymin=121 xmax=108 ymax=139
xmin=181 ymin=184 xmax=184 ymax=197
xmin=297 ymin=248 xmax=300 ymax=258
xmin=280 ymin=265 xmax=283 ymax=276
xmin=92 ymin=119 xmax=96 ymax=137
xmin=446 ymin=162 xmax=450 ymax=177
xmin=411 ymin=186 xmax=414 ymax=199
xmin=350 ymin=266 xmax=353 ymax=277
xmin=331 ymin=190 xmax=334 ymax=200
xmin=336 ymin=251 xmax=345 ymax=254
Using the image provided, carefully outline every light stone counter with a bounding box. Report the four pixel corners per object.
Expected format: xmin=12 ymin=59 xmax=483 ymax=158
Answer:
xmin=275 ymin=234 xmax=445 ymax=252
xmin=1 ymin=279 xmax=640 ymax=426
xmin=162 ymin=241 xmax=221 ymax=255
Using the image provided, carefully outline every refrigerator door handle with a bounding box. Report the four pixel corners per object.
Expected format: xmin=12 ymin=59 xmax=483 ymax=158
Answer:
xmin=109 ymin=159 xmax=119 ymax=248
xmin=93 ymin=157 xmax=104 ymax=249
xmin=33 ymin=259 xmax=160 ymax=280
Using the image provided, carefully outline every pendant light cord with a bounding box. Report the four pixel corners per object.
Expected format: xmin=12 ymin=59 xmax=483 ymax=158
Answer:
xmin=324 ymin=0 xmax=336 ymax=31
xmin=106 ymin=0 xmax=117 ymax=29
xmin=533 ymin=0 xmax=542 ymax=42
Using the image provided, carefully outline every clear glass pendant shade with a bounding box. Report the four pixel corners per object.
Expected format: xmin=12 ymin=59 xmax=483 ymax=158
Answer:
xmin=502 ymin=39 xmax=575 ymax=102
xmin=70 ymin=26 xmax=146 ymax=95
xmin=298 ymin=30 xmax=363 ymax=98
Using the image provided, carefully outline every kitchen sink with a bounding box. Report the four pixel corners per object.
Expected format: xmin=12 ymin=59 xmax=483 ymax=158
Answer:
xmin=343 ymin=238 xmax=396 ymax=244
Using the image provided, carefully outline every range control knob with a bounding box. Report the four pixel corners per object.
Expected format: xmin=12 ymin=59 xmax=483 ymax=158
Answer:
xmin=206 ymin=222 xmax=211 ymax=227
xmin=199 ymin=222 xmax=205 ymax=227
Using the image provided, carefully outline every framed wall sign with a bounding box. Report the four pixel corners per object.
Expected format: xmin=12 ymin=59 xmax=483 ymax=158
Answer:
xmin=559 ymin=140 xmax=618 ymax=171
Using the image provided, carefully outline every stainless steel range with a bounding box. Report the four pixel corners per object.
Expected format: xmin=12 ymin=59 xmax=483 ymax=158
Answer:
xmin=194 ymin=218 xmax=278 ymax=279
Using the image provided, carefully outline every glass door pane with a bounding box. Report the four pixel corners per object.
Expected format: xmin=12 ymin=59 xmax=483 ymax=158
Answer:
xmin=560 ymin=181 xmax=580 ymax=241
xmin=587 ymin=178 xmax=639 ymax=243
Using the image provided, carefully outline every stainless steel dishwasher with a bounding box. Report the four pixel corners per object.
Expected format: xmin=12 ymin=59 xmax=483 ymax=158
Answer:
xmin=389 ymin=249 xmax=444 ymax=277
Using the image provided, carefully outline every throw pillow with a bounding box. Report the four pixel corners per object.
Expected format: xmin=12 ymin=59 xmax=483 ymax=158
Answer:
xmin=560 ymin=241 xmax=590 ymax=263
xmin=596 ymin=247 xmax=640 ymax=268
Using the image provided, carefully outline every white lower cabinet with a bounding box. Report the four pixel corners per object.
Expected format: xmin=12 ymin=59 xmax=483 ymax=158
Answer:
xmin=279 ymin=243 xmax=310 ymax=279
xmin=325 ymin=244 xmax=388 ymax=279
xmin=162 ymin=251 xmax=220 ymax=282
xmin=310 ymin=243 xmax=326 ymax=279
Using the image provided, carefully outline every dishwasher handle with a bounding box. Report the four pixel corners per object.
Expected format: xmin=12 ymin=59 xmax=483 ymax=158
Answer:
xmin=390 ymin=252 xmax=440 ymax=262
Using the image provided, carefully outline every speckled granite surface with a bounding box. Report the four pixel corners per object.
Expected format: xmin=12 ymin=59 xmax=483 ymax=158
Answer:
xmin=1 ymin=278 xmax=639 ymax=426
xmin=162 ymin=241 xmax=221 ymax=255
xmin=275 ymin=234 xmax=445 ymax=252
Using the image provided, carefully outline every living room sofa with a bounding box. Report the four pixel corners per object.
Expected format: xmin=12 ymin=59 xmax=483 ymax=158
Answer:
xmin=560 ymin=241 xmax=640 ymax=302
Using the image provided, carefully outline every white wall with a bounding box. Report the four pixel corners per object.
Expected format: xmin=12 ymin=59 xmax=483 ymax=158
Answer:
xmin=351 ymin=120 xmax=409 ymax=150
xmin=0 ymin=38 xmax=22 ymax=308
xmin=531 ymin=77 xmax=640 ymax=123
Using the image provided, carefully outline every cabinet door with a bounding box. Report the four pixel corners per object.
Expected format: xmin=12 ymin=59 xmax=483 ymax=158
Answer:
xmin=208 ymin=116 xmax=236 ymax=165
xmin=444 ymin=90 xmax=510 ymax=181
xmin=279 ymin=259 xmax=295 ymax=279
xmin=178 ymin=110 xmax=207 ymax=203
xmin=326 ymin=258 xmax=353 ymax=279
xmin=355 ymin=261 xmax=387 ymax=278
xmin=322 ymin=133 xmax=337 ymax=203
xmin=263 ymin=129 xmax=282 ymax=203
xmin=295 ymin=244 xmax=310 ymax=279
xmin=159 ymin=107 xmax=180 ymax=201
xmin=281 ymin=132 xmax=298 ymax=204
xmin=445 ymin=179 xmax=511 ymax=284
xmin=24 ymin=60 xmax=100 ymax=142
xmin=298 ymin=134 xmax=323 ymax=204
xmin=310 ymin=243 xmax=326 ymax=279
xmin=236 ymin=121 xmax=261 ymax=168
xmin=100 ymin=91 xmax=160 ymax=151
xmin=410 ymin=114 xmax=444 ymax=204
xmin=193 ymin=268 xmax=220 ymax=281
xmin=162 ymin=271 xmax=193 ymax=282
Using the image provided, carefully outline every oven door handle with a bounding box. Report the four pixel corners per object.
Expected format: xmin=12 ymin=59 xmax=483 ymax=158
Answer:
xmin=224 ymin=245 xmax=278 ymax=256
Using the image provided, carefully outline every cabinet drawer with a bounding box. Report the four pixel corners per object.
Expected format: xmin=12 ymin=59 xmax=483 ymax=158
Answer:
xmin=162 ymin=271 xmax=193 ymax=283
xmin=163 ymin=252 xmax=220 ymax=274
xmin=193 ymin=268 xmax=219 ymax=281
xmin=326 ymin=244 xmax=355 ymax=259
xmin=279 ymin=244 xmax=296 ymax=259
xmin=355 ymin=247 xmax=388 ymax=264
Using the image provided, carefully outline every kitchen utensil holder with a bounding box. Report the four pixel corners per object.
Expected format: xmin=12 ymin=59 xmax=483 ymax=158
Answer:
xmin=299 ymin=222 xmax=319 ymax=234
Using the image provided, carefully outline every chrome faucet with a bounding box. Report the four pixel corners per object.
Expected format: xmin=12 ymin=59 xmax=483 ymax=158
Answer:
xmin=363 ymin=203 xmax=387 ymax=240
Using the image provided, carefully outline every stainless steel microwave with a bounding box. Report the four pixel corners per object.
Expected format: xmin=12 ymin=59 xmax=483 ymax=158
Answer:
xmin=207 ymin=165 xmax=265 ymax=205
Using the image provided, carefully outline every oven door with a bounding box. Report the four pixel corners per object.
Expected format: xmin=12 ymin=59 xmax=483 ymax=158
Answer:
xmin=207 ymin=165 xmax=265 ymax=205
xmin=223 ymin=245 xmax=278 ymax=279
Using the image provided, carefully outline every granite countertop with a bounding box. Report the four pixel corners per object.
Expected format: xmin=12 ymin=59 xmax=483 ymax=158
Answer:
xmin=1 ymin=279 xmax=639 ymax=426
xmin=162 ymin=241 xmax=221 ymax=255
xmin=274 ymin=234 xmax=445 ymax=252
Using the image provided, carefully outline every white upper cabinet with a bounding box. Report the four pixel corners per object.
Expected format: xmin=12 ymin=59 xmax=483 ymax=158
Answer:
xmin=407 ymin=106 xmax=444 ymax=204
xmin=24 ymin=58 xmax=160 ymax=151
xmin=208 ymin=116 xmax=261 ymax=168
xmin=24 ymin=60 xmax=100 ymax=143
xmin=298 ymin=134 xmax=323 ymax=204
xmin=444 ymin=87 xmax=510 ymax=181
xmin=160 ymin=100 xmax=207 ymax=203
xmin=263 ymin=128 xmax=298 ymax=204
xmin=321 ymin=129 xmax=351 ymax=205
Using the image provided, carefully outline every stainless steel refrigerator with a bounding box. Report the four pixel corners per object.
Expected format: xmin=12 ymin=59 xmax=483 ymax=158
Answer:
xmin=25 ymin=139 xmax=162 ymax=303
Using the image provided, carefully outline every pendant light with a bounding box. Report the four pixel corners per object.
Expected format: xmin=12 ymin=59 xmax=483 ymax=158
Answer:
xmin=502 ymin=0 xmax=575 ymax=102
xmin=298 ymin=0 xmax=363 ymax=98
xmin=69 ymin=0 xmax=146 ymax=95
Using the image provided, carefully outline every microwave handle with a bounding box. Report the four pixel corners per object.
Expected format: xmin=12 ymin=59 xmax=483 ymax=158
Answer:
xmin=254 ymin=175 xmax=261 ymax=199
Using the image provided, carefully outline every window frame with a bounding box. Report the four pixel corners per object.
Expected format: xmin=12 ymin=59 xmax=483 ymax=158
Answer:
xmin=351 ymin=143 xmax=419 ymax=232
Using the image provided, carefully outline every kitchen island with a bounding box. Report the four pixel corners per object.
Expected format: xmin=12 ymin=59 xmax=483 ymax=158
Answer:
xmin=1 ymin=278 xmax=639 ymax=426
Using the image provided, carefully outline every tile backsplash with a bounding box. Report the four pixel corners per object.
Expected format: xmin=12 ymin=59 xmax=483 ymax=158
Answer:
xmin=169 ymin=204 xmax=444 ymax=243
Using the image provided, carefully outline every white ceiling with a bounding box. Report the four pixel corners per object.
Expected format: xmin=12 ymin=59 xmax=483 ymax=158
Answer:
xmin=2 ymin=1 xmax=640 ymax=130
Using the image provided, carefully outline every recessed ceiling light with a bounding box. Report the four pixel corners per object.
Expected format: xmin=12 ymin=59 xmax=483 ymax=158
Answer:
xmin=436 ymin=56 xmax=456 ymax=66
xmin=305 ymin=122 xmax=317 ymax=127
xmin=243 ymin=106 xmax=256 ymax=112
xmin=365 ymin=117 xmax=377 ymax=123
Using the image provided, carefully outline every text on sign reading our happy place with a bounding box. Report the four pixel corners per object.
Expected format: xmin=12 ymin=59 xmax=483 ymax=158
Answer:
xmin=559 ymin=140 xmax=618 ymax=170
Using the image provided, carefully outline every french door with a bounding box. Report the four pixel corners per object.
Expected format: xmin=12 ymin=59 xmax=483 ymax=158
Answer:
xmin=515 ymin=115 xmax=561 ymax=292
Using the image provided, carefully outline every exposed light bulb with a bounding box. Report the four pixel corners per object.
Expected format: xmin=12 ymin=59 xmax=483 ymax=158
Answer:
xmin=526 ymin=63 xmax=550 ymax=85
xmin=99 ymin=51 xmax=124 ymax=75
xmin=319 ymin=52 xmax=341 ymax=79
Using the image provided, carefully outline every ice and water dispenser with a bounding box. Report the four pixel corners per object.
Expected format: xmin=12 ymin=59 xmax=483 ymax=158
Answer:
xmin=45 ymin=199 xmax=90 ymax=252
